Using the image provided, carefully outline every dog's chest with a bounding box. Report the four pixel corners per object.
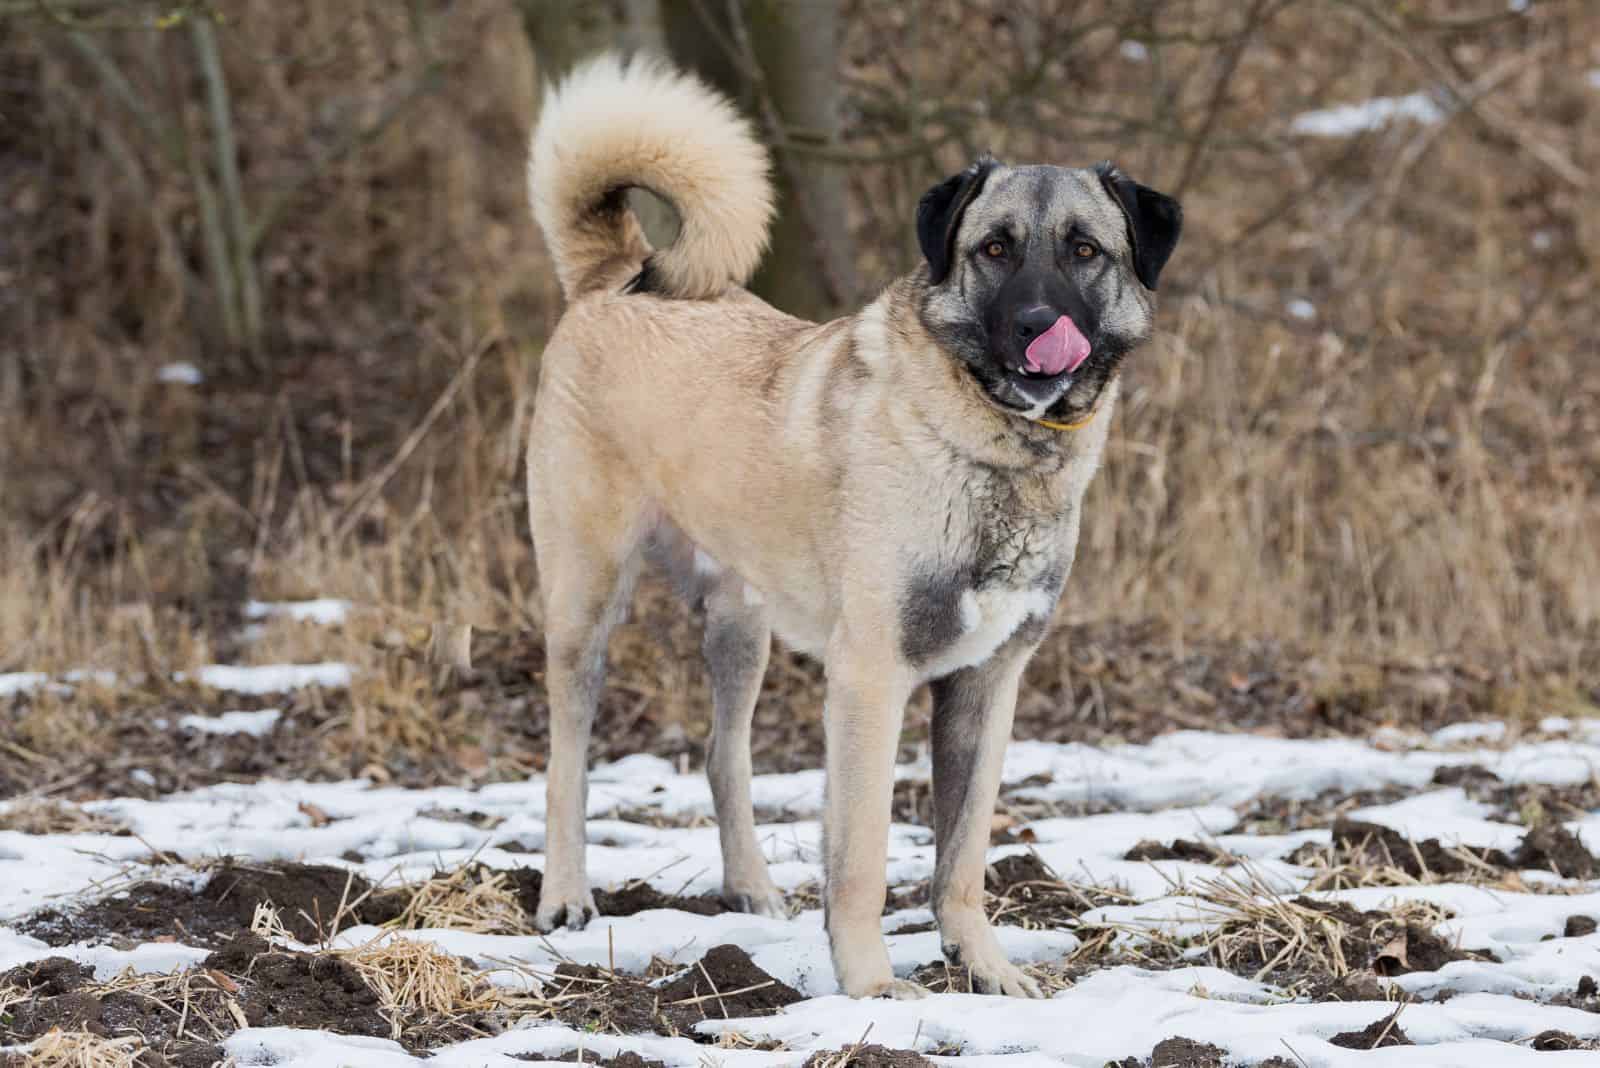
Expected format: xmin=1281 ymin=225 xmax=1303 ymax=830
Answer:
xmin=898 ymin=470 xmax=1072 ymax=676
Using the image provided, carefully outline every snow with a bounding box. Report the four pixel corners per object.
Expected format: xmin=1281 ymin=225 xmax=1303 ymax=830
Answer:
xmin=1118 ymin=40 xmax=1148 ymax=62
xmin=156 ymin=361 xmax=204 ymax=385
xmin=1290 ymin=91 xmax=1444 ymax=137
xmin=1588 ymin=69 xmax=1600 ymax=90
xmin=1287 ymin=298 xmax=1317 ymax=320
xmin=180 ymin=661 xmax=353 ymax=694
xmin=0 ymin=672 xmax=47 ymax=697
xmin=1432 ymin=721 xmax=1507 ymax=746
xmin=244 ymin=598 xmax=352 ymax=625
xmin=176 ymin=708 xmax=283 ymax=736
xmin=3 ymin=721 xmax=1599 ymax=1065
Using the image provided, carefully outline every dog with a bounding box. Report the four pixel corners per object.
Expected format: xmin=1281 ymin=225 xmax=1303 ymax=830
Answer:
xmin=524 ymin=53 xmax=1181 ymax=999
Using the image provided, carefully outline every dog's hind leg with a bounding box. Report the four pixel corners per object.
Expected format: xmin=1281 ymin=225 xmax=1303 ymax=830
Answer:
xmin=701 ymin=579 xmax=785 ymax=918
xmin=529 ymin=459 xmax=648 ymax=933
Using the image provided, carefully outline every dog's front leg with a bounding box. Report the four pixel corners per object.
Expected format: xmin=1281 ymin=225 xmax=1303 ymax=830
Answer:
xmin=929 ymin=639 xmax=1045 ymax=997
xmin=822 ymin=646 xmax=923 ymax=999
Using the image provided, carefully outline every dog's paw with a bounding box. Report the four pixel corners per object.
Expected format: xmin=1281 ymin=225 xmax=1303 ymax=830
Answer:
xmin=534 ymin=889 xmax=598 ymax=932
xmin=723 ymin=884 xmax=788 ymax=920
xmin=841 ymin=975 xmax=929 ymax=1000
xmin=880 ymin=978 xmax=931 ymax=1000
xmin=942 ymin=940 xmax=1045 ymax=998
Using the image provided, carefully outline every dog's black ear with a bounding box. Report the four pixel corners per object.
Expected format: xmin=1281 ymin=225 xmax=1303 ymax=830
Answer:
xmin=1096 ymin=162 xmax=1183 ymax=291
xmin=917 ymin=156 xmax=998 ymax=285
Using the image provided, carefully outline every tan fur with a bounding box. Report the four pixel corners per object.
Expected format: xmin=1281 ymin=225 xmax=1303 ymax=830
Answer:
xmin=528 ymin=53 xmax=774 ymax=300
xmin=523 ymin=54 xmax=1155 ymax=1000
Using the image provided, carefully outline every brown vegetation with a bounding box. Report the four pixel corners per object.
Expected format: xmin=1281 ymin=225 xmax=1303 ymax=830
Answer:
xmin=2 ymin=1 xmax=1597 ymax=788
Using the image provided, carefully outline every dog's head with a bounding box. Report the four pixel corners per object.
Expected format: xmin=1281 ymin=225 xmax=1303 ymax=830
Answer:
xmin=915 ymin=157 xmax=1182 ymax=424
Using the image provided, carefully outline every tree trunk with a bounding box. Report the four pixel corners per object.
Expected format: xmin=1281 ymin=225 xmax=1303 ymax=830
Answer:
xmin=517 ymin=0 xmax=678 ymax=247
xmin=661 ymin=0 xmax=856 ymax=321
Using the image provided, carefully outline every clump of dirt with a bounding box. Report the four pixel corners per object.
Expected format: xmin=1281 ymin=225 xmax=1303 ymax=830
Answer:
xmin=597 ymin=881 xmax=727 ymax=918
xmin=656 ymin=944 xmax=804 ymax=1029
xmin=1511 ymin=824 xmax=1599 ymax=879
xmin=1532 ymin=1030 xmax=1600 ymax=1052
xmin=982 ymin=853 xmax=1126 ymax=928
xmin=0 ymin=955 xmax=223 ymax=1067
xmin=520 ymin=1052 xmax=669 ymax=1068
xmin=802 ymin=1045 xmax=935 ymax=1068
xmin=1231 ymin=786 xmax=1410 ymax=835
xmin=203 ymin=932 xmax=390 ymax=1037
xmin=1209 ymin=896 xmax=1494 ymax=992
xmin=1124 ymin=839 xmax=1230 ymax=864
xmin=547 ymin=945 xmax=800 ymax=1040
xmin=1320 ymin=818 xmax=1499 ymax=878
xmin=491 ymin=866 xmax=727 ymax=923
xmin=19 ymin=861 xmax=378 ymax=948
xmin=1565 ymin=915 xmax=1597 ymax=938
xmin=1109 ymin=1036 xmax=1229 ymax=1067
xmin=1430 ymin=764 xmax=1502 ymax=793
xmin=1330 ymin=1010 xmax=1413 ymax=1049
xmin=1545 ymin=974 xmax=1600 ymax=1013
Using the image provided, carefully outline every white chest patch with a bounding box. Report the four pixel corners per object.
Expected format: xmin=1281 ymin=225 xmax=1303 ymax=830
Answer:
xmin=925 ymin=586 xmax=1056 ymax=678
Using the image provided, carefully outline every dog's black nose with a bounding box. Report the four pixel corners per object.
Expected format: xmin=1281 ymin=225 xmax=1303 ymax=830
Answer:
xmin=1014 ymin=305 xmax=1059 ymax=341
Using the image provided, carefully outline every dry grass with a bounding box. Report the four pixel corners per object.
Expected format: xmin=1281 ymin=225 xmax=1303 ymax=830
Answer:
xmin=1 ymin=0 xmax=1598 ymax=774
xmin=389 ymin=865 xmax=531 ymax=936
xmin=8 ymin=1029 xmax=144 ymax=1068
xmin=0 ymin=798 xmax=125 ymax=836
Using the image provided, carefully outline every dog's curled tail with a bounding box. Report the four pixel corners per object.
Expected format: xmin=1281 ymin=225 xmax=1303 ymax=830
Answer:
xmin=528 ymin=53 xmax=775 ymax=301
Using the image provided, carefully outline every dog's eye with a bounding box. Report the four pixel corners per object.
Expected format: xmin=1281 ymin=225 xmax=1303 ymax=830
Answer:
xmin=983 ymin=240 xmax=1006 ymax=259
xmin=1073 ymin=241 xmax=1099 ymax=259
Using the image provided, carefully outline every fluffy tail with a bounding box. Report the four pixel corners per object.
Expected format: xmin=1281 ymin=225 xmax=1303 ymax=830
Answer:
xmin=528 ymin=53 xmax=775 ymax=301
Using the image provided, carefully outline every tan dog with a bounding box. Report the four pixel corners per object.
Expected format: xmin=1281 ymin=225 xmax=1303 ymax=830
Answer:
xmin=525 ymin=54 xmax=1181 ymax=999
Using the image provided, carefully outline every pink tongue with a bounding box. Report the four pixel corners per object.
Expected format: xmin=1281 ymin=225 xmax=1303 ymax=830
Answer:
xmin=1024 ymin=315 xmax=1091 ymax=376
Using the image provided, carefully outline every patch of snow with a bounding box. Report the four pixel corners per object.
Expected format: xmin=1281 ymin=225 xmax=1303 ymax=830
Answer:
xmin=1290 ymin=91 xmax=1444 ymax=138
xmin=1589 ymin=69 xmax=1600 ymax=90
xmin=243 ymin=598 xmax=352 ymax=625
xmin=1432 ymin=720 xmax=1508 ymax=746
xmin=0 ymin=672 xmax=47 ymax=697
xmin=156 ymin=361 xmax=204 ymax=385
xmin=177 ymin=708 xmax=282 ymax=736
xmin=1531 ymin=229 xmax=1555 ymax=252
xmin=181 ymin=661 xmax=352 ymax=695
xmin=3 ymin=723 xmax=1600 ymax=1065
xmin=1286 ymin=298 xmax=1316 ymax=320
xmin=1539 ymin=715 xmax=1573 ymax=734
xmin=1119 ymin=40 xmax=1148 ymax=62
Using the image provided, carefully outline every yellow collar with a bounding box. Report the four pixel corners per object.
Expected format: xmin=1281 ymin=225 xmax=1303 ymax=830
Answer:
xmin=1034 ymin=408 xmax=1098 ymax=432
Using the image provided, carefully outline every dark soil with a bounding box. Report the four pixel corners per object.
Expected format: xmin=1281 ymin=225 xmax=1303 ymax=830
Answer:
xmin=1215 ymin=897 xmax=1495 ymax=991
xmin=1124 ymin=839 xmax=1230 ymax=864
xmin=655 ymin=943 xmax=804 ymax=1028
xmin=203 ymin=933 xmax=390 ymax=1038
xmin=982 ymin=852 xmax=1123 ymax=927
xmin=0 ymin=955 xmax=222 ymax=1067
xmin=1545 ymin=974 xmax=1600 ymax=1013
xmin=1330 ymin=1011 xmax=1413 ymax=1049
xmin=801 ymin=1045 xmax=935 ymax=1068
xmin=1317 ymin=818 xmax=1500 ymax=878
xmin=493 ymin=866 xmax=728 ymax=922
xmin=1565 ymin=915 xmax=1597 ymax=938
xmin=1110 ymin=1036 xmax=1229 ymax=1067
xmin=547 ymin=944 xmax=801 ymax=1040
xmin=1532 ymin=1030 xmax=1600 ymax=1051
xmin=1511 ymin=824 xmax=1599 ymax=879
xmin=520 ymin=1052 xmax=669 ymax=1068
xmin=19 ymin=861 xmax=380 ymax=947
xmin=1233 ymin=787 xmax=1409 ymax=835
